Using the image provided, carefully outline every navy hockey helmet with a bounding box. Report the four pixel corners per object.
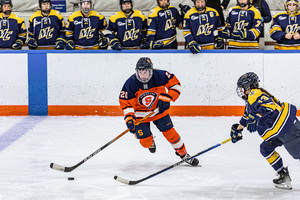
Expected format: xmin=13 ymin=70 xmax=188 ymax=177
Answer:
xmin=0 ymin=0 xmax=13 ymax=14
xmin=80 ymin=0 xmax=94 ymax=14
xmin=135 ymin=57 xmax=154 ymax=83
xmin=236 ymin=72 xmax=259 ymax=100
xmin=120 ymin=0 xmax=133 ymax=14
xmin=237 ymin=0 xmax=250 ymax=8
xmin=285 ymin=0 xmax=299 ymax=14
xmin=157 ymin=0 xmax=170 ymax=9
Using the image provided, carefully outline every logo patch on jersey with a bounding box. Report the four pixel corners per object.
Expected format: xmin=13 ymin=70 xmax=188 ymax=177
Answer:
xmin=191 ymin=16 xmax=199 ymax=20
xmin=279 ymin=16 xmax=287 ymax=20
xmin=138 ymin=92 xmax=158 ymax=110
xmin=232 ymin=11 xmax=239 ymax=15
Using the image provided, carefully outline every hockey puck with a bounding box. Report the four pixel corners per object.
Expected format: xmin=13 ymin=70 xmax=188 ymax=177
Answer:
xmin=68 ymin=177 xmax=75 ymax=180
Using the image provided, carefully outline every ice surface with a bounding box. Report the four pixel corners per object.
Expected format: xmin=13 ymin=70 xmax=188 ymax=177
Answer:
xmin=0 ymin=116 xmax=299 ymax=200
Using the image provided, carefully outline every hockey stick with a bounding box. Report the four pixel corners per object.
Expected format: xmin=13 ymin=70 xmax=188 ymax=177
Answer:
xmin=50 ymin=108 xmax=159 ymax=172
xmin=114 ymin=138 xmax=231 ymax=185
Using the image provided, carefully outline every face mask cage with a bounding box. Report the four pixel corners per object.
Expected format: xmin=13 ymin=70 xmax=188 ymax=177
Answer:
xmin=236 ymin=87 xmax=248 ymax=100
xmin=136 ymin=69 xmax=153 ymax=83
xmin=80 ymin=1 xmax=93 ymax=13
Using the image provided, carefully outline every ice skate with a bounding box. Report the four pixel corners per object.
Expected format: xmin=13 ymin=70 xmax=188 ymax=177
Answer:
xmin=176 ymin=152 xmax=199 ymax=166
xmin=273 ymin=167 xmax=292 ymax=190
xmin=148 ymin=140 xmax=156 ymax=153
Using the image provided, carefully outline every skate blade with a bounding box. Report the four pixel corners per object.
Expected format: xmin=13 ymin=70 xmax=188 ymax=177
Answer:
xmin=274 ymin=183 xmax=293 ymax=190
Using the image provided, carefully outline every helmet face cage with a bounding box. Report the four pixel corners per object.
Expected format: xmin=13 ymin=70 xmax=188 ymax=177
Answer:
xmin=120 ymin=0 xmax=133 ymax=13
xmin=285 ymin=0 xmax=299 ymax=14
xmin=236 ymin=72 xmax=259 ymax=100
xmin=157 ymin=0 xmax=170 ymax=9
xmin=80 ymin=0 xmax=94 ymax=13
xmin=135 ymin=57 xmax=154 ymax=83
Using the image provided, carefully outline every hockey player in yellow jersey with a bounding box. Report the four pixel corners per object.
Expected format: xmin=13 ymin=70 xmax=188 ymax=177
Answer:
xmin=65 ymin=0 xmax=109 ymax=50
xmin=28 ymin=0 xmax=66 ymax=49
xmin=107 ymin=0 xmax=147 ymax=50
xmin=223 ymin=0 xmax=262 ymax=49
xmin=0 ymin=0 xmax=26 ymax=49
xmin=146 ymin=0 xmax=184 ymax=49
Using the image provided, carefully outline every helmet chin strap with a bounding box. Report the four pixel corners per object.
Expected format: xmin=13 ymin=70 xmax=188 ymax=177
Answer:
xmin=42 ymin=9 xmax=51 ymax=15
xmin=3 ymin=10 xmax=11 ymax=15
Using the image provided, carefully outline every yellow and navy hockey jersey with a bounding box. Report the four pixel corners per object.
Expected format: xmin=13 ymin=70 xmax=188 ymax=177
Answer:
xmin=226 ymin=5 xmax=262 ymax=49
xmin=183 ymin=7 xmax=222 ymax=49
xmin=66 ymin=10 xmax=107 ymax=49
xmin=28 ymin=9 xmax=65 ymax=49
xmin=147 ymin=6 xmax=182 ymax=48
xmin=239 ymin=89 xmax=297 ymax=142
xmin=107 ymin=10 xmax=147 ymax=49
xmin=270 ymin=11 xmax=300 ymax=50
xmin=0 ymin=13 xmax=26 ymax=48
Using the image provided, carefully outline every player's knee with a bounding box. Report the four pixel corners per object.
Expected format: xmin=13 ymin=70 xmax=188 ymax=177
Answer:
xmin=162 ymin=128 xmax=179 ymax=143
xmin=140 ymin=136 xmax=153 ymax=148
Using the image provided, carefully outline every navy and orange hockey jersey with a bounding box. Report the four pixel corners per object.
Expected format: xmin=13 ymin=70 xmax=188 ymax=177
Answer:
xmin=119 ymin=70 xmax=181 ymax=122
xmin=226 ymin=5 xmax=262 ymax=49
xmin=28 ymin=9 xmax=65 ymax=49
xmin=0 ymin=13 xmax=26 ymax=48
xmin=107 ymin=10 xmax=147 ymax=49
xmin=239 ymin=89 xmax=297 ymax=142
xmin=270 ymin=12 xmax=300 ymax=50
xmin=66 ymin=10 xmax=108 ymax=49
xmin=183 ymin=7 xmax=222 ymax=49
xmin=147 ymin=6 xmax=182 ymax=48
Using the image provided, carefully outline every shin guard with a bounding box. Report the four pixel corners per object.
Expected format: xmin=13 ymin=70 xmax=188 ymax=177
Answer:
xmin=163 ymin=128 xmax=187 ymax=156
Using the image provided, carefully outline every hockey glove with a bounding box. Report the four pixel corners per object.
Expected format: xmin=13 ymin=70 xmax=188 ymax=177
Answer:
xmin=150 ymin=40 xmax=164 ymax=49
xmin=110 ymin=38 xmax=122 ymax=51
xmin=65 ymin=40 xmax=75 ymax=50
xmin=27 ymin=38 xmax=38 ymax=49
xmin=188 ymin=41 xmax=201 ymax=54
xmin=230 ymin=124 xmax=243 ymax=143
xmin=55 ymin=38 xmax=66 ymax=49
xmin=157 ymin=93 xmax=172 ymax=114
xmin=99 ymin=36 xmax=108 ymax=49
xmin=140 ymin=37 xmax=149 ymax=49
xmin=246 ymin=113 xmax=260 ymax=133
xmin=12 ymin=39 xmax=23 ymax=50
xmin=214 ymin=37 xmax=224 ymax=49
xmin=231 ymin=29 xmax=247 ymax=40
xmin=179 ymin=4 xmax=191 ymax=16
xmin=125 ymin=115 xmax=136 ymax=133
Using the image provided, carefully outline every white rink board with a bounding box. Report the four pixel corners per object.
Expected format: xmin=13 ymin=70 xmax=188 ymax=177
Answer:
xmin=0 ymin=54 xmax=28 ymax=105
xmin=48 ymin=53 xmax=264 ymax=106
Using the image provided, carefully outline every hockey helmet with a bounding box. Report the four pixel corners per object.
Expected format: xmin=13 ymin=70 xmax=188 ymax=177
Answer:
xmin=135 ymin=57 xmax=153 ymax=83
xmin=285 ymin=0 xmax=299 ymax=14
xmin=0 ymin=0 xmax=12 ymax=14
xmin=80 ymin=0 xmax=94 ymax=14
xmin=237 ymin=0 xmax=250 ymax=8
xmin=157 ymin=0 xmax=170 ymax=9
xmin=39 ymin=0 xmax=52 ymax=14
xmin=119 ymin=0 xmax=133 ymax=14
xmin=236 ymin=72 xmax=259 ymax=100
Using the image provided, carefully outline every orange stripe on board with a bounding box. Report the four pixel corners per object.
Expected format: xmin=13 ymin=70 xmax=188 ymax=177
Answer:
xmin=0 ymin=106 xmax=28 ymax=116
xmin=48 ymin=105 xmax=123 ymax=116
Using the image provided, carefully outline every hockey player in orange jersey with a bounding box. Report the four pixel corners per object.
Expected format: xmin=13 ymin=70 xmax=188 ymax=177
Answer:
xmin=119 ymin=57 xmax=199 ymax=166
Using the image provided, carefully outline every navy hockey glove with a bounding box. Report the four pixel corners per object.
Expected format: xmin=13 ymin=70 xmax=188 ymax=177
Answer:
xmin=125 ymin=115 xmax=136 ymax=133
xmin=188 ymin=41 xmax=201 ymax=54
xmin=149 ymin=40 xmax=164 ymax=49
xmin=230 ymin=124 xmax=243 ymax=143
xmin=55 ymin=38 xmax=66 ymax=49
xmin=27 ymin=38 xmax=38 ymax=49
xmin=214 ymin=37 xmax=224 ymax=49
xmin=246 ymin=113 xmax=260 ymax=133
xmin=12 ymin=39 xmax=23 ymax=50
xmin=157 ymin=93 xmax=172 ymax=114
xmin=99 ymin=36 xmax=108 ymax=49
xmin=140 ymin=37 xmax=148 ymax=49
xmin=110 ymin=38 xmax=122 ymax=51
xmin=231 ymin=29 xmax=247 ymax=40
xmin=66 ymin=40 xmax=75 ymax=50
xmin=220 ymin=29 xmax=229 ymax=39
xmin=179 ymin=4 xmax=190 ymax=16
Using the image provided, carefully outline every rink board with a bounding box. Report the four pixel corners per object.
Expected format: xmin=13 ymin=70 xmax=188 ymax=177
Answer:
xmin=0 ymin=50 xmax=299 ymax=116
